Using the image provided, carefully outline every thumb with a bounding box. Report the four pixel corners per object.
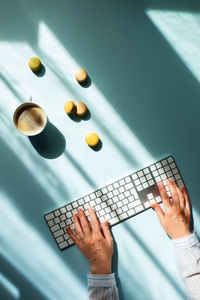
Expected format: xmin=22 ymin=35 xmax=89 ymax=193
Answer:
xmin=151 ymin=203 xmax=165 ymax=225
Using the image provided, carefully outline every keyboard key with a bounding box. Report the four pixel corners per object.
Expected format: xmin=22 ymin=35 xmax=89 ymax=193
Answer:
xmin=107 ymin=192 xmax=113 ymax=198
xmin=113 ymin=190 xmax=119 ymax=196
xmin=134 ymin=179 xmax=140 ymax=186
xmin=164 ymin=165 xmax=170 ymax=172
xmin=158 ymin=168 xmax=164 ymax=175
xmin=60 ymin=221 xmax=66 ymax=228
xmin=156 ymin=196 xmax=162 ymax=203
xmin=101 ymin=187 xmax=107 ymax=194
xmin=113 ymin=196 xmax=118 ymax=203
xmin=175 ymin=173 xmax=181 ymax=180
xmin=84 ymin=196 xmax=90 ymax=202
xmin=101 ymin=202 xmax=107 ymax=208
xmin=101 ymin=195 xmax=107 ymax=201
xmin=111 ymin=211 xmax=117 ymax=217
xmin=99 ymin=210 xmax=105 ymax=216
xmin=119 ymin=187 xmax=125 ymax=193
xmin=96 ymin=198 xmax=101 ymax=204
xmin=117 ymin=201 xmax=123 ymax=208
xmin=137 ymin=185 xmax=143 ymax=191
xmin=66 ymin=219 xmax=72 ymax=225
xmin=78 ymin=199 xmax=84 ymax=205
xmin=53 ymin=229 xmax=64 ymax=238
xmin=59 ymin=241 xmax=68 ymax=249
xmin=152 ymin=170 xmax=158 ymax=177
xmin=150 ymin=165 xmax=156 ymax=171
xmin=146 ymin=174 xmax=152 ymax=180
xmin=172 ymin=168 xmax=178 ymax=175
xmin=170 ymin=162 xmax=176 ymax=169
xmin=127 ymin=208 xmax=135 ymax=216
xmin=116 ymin=208 xmax=122 ymax=214
xmin=111 ymin=204 xmax=117 ymax=210
xmin=66 ymin=212 xmax=72 ymax=218
xmin=84 ymin=203 xmax=89 ymax=210
xmin=161 ymin=174 xmax=167 ymax=180
xmin=122 ymin=206 xmax=128 ymax=212
xmin=135 ymin=205 xmax=144 ymax=213
xmin=147 ymin=193 xmax=153 ymax=200
xmin=66 ymin=204 xmax=72 ymax=211
xmin=113 ymin=182 xmax=120 ymax=188
xmin=130 ymin=188 xmax=139 ymax=199
xmin=90 ymin=200 xmax=96 ymax=206
xmin=107 ymin=185 xmax=114 ymax=191
xmin=122 ymin=199 xmax=128 ymax=205
xmin=105 ymin=207 xmax=111 ymax=213
xmin=51 ymin=224 xmax=60 ymax=232
xmin=167 ymin=157 xmax=174 ymax=163
xmin=90 ymin=193 xmax=96 ymax=200
xmin=54 ymin=210 xmax=61 ymax=217
xmin=156 ymin=162 xmax=162 ymax=168
xmin=161 ymin=159 xmax=167 ymax=166
xmin=72 ymin=202 xmax=78 ymax=208
xmin=124 ymin=182 xmax=133 ymax=190
xmin=143 ymin=182 xmax=148 ymax=189
xmin=137 ymin=171 xmax=143 ymax=177
xmin=63 ymin=233 xmax=70 ymax=240
xmin=45 ymin=213 xmax=54 ymax=221
xmin=124 ymin=191 xmax=130 ymax=197
xmin=119 ymin=179 xmax=125 ymax=186
xmin=150 ymin=199 xmax=156 ymax=204
xmin=48 ymin=220 xmax=54 ymax=227
xmin=131 ymin=174 xmax=138 ymax=180
xmin=118 ymin=194 xmax=124 ymax=200
xmin=68 ymin=239 xmax=73 ymax=245
xmin=149 ymin=179 xmax=154 ymax=186
xmin=109 ymin=216 xmax=119 ymax=225
xmin=143 ymin=168 xmax=149 ymax=174
xmin=144 ymin=201 xmax=150 ymax=208
xmin=177 ymin=179 xmax=184 ymax=187
xmin=119 ymin=212 xmax=128 ymax=220
xmin=128 ymin=200 xmax=141 ymax=209
xmin=56 ymin=236 xmax=64 ymax=243
xmin=107 ymin=199 xmax=113 ymax=205
xmin=140 ymin=176 xmax=146 ymax=183
xmin=96 ymin=190 xmax=102 ymax=197
xmin=125 ymin=177 xmax=131 ymax=183
xmin=128 ymin=195 xmax=134 ymax=202
xmin=95 ymin=204 xmax=101 ymax=211
xmin=54 ymin=217 xmax=60 ymax=224
xmin=60 ymin=207 xmax=67 ymax=214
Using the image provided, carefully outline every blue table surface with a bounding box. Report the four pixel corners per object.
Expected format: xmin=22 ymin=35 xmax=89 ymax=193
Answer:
xmin=1 ymin=1 xmax=200 ymax=299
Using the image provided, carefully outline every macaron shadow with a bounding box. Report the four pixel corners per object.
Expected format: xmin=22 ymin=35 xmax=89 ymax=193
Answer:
xmin=68 ymin=108 xmax=91 ymax=122
xmin=89 ymin=139 xmax=103 ymax=152
xmin=28 ymin=119 xmax=66 ymax=159
xmin=78 ymin=75 xmax=92 ymax=88
xmin=31 ymin=63 xmax=46 ymax=77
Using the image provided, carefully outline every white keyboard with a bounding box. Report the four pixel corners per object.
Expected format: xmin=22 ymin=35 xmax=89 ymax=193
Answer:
xmin=44 ymin=156 xmax=184 ymax=250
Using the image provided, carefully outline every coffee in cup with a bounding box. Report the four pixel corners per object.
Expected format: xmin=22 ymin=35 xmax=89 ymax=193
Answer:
xmin=13 ymin=102 xmax=47 ymax=136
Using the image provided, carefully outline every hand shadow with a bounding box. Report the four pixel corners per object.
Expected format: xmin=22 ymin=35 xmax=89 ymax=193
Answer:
xmin=29 ymin=119 xmax=66 ymax=159
xmin=112 ymin=235 xmax=125 ymax=300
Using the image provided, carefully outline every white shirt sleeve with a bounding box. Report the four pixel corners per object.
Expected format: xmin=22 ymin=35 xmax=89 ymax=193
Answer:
xmin=172 ymin=232 xmax=200 ymax=299
xmin=87 ymin=273 xmax=119 ymax=300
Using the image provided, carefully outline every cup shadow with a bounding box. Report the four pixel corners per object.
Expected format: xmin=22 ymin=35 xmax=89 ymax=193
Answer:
xmin=29 ymin=119 xmax=66 ymax=159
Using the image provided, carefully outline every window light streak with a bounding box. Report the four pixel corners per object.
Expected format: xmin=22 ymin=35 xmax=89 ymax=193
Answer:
xmin=146 ymin=10 xmax=200 ymax=82
xmin=0 ymin=191 xmax=85 ymax=300
xmin=38 ymin=21 xmax=154 ymax=169
xmin=0 ymin=273 xmax=20 ymax=299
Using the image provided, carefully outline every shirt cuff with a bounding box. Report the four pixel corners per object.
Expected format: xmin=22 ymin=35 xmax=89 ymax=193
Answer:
xmin=87 ymin=273 xmax=116 ymax=287
xmin=172 ymin=232 xmax=200 ymax=251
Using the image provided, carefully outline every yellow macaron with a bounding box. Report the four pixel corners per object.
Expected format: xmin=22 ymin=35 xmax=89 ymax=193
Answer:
xmin=28 ymin=57 xmax=41 ymax=72
xmin=64 ymin=101 xmax=77 ymax=114
xmin=75 ymin=68 xmax=88 ymax=83
xmin=76 ymin=102 xmax=88 ymax=116
xmin=85 ymin=133 xmax=99 ymax=147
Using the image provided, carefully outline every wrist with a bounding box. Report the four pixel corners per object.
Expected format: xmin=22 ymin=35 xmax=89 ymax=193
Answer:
xmin=171 ymin=230 xmax=192 ymax=240
xmin=91 ymin=263 xmax=111 ymax=275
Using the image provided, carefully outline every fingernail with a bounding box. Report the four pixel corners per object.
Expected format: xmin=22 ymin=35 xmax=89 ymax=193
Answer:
xmin=65 ymin=227 xmax=69 ymax=232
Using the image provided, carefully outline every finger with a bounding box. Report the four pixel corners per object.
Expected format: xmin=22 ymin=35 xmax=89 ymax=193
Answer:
xmin=173 ymin=181 xmax=185 ymax=210
xmin=66 ymin=226 xmax=81 ymax=247
xmin=73 ymin=214 xmax=84 ymax=239
xmin=88 ymin=207 xmax=101 ymax=234
xmin=166 ymin=179 xmax=179 ymax=205
xmin=182 ymin=186 xmax=191 ymax=213
xmin=101 ymin=220 xmax=113 ymax=243
xmin=157 ymin=182 xmax=171 ymax=209
xmin=78 ymin=208 xmax=91 ymax=235
xmin=151 ymin=203 xmax=165 ymax=225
